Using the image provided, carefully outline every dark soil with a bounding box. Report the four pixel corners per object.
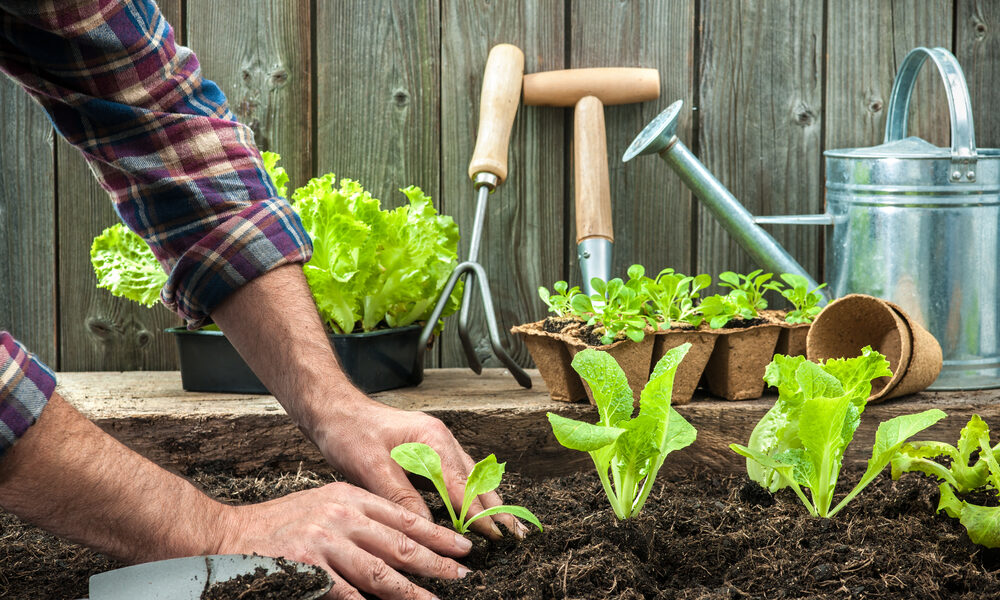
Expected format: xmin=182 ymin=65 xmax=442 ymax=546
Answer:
xmin=200 ymin=557 xmax=329 ymax=600
xmin=720 ymin=317 xmax=767 ymax=329
xmin=2 ymin=467 xmax=998 ymax=599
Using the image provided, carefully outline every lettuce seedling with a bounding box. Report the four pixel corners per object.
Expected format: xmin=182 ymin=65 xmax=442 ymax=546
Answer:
xmin=390 ymin=442 xmax=542 ymax=534
xmin=570 ymin=276 xmax=653 ymax=344
xmin=718 ymin=269 xmax=783 ymax=313
xmin=779 ymin=273 xmax=827 ymax=324
xmin=731 ymin=347 xmax=946 ymax=518
xmin=698 ymin=293 xmax=744 ymax=329
xmin=538 ymin=280 xmax=582 ymax=318
xmin=892 ymin=414 xmax=1000 ymax=547
xmin=642 ymin=268 xmax=711 ymax=329
xmin=547 ymin=345 xmax=697 ymax=519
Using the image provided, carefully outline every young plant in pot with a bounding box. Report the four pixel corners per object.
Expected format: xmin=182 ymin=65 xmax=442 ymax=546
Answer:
xmin=772 ymin=273 xmax=827 ymax=357
xmin=90 ymin=152 xmax=462 ymax=394
xmin=699 ymin=269 xmax=784 ymax=400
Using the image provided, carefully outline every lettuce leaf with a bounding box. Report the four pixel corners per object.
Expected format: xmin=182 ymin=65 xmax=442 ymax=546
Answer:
xmin=90 ymin=223 xmax=167 ymax=307
xmin=292 ymin=174 xmax=462 ymax=333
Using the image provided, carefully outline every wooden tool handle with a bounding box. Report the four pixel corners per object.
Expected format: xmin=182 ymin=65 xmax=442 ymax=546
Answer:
xmin=468 ymin=44 xmax=525 ymax=184
xmin=574 ymin=96 xmax=613 ymax=243
xmin=524 ymin=67 xmax=660 ymax=107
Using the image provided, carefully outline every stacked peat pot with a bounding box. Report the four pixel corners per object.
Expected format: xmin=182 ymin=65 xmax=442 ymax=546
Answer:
xmin=513 ymin=268 xmax=827 ymax=404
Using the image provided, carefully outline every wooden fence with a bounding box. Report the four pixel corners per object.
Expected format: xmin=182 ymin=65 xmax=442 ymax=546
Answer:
xmin=1 ymin=0 xmax=998 ymax=372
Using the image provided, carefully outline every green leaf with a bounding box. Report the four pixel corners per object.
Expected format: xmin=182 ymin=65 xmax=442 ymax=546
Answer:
xmin=547 ymin=413 xmax=625 ymax=452
xmin=797 ymin=393 xmax=854 ymax=516
xmin=639 ymin=343 xmax=691 ymax=425
xmin=90 ymin=224 xmax=167 ymax=307
xmin=821 ymin=346 xmax=892 ymax=398
xmin=461 ymin=454 xmax=505 ymax=522
xmin=390 ymin=442 xmax=457 ymax=524
xmin=958 ymin=502 xmax=1000 ymax=548
xmin=463 ymin=505 xmax=543 ymax=533
xmin=571 ymin=349 xmax=633 ymax=426
xmin=261 ymin=151 xmax=289 ymax=198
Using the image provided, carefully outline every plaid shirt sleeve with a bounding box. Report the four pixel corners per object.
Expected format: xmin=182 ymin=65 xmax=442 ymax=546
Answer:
xmin=0 ymin=332 xmax=56 ymax=456
xmin=0 ymin=0 xmax=313 ymax=328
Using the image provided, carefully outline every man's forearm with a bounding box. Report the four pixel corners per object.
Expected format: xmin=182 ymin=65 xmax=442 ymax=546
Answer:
xmin=0 ymin=393 xmax=229 ymax=563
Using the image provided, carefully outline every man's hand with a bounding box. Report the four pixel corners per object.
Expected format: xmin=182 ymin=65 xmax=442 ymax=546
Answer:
xmin=308 ymin=396 xmax=530 ymax=541
xmin=217 ymin=481 xmax=472 ymax=600
xmin=212 ymin=264 xmax=528 ymax=540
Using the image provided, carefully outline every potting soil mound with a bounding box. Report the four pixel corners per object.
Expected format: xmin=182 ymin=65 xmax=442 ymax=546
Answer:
xmin=1 ymin=467 xmax=998 ymax=599
xmin=200 ymin=557 xmax=328 ymax=600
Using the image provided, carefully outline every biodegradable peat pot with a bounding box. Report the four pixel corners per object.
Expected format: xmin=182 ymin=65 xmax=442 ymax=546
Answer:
xmin=702 ymin=321 xmax=782 ymax=400
xmin=511 ymin=321 xmax=587 ymax=403
xmin=168 ymin=324 xmax=426 ymax=395
xmin=565 ymin=335 xmax=655 ymax=405
xmin=651 ymin=327 xmax=718 ymax=405
xmin=807 ymin=294 xmax=942 ymax=402
xmin=775 ymin=323 xmax=810 ymax=357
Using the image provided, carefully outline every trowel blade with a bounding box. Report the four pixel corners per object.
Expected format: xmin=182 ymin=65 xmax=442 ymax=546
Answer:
xmin=88 ymin=554 xmax=331 ymax=600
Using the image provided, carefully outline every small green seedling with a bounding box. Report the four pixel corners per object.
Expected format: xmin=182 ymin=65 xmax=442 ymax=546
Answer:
xmin=548 ymin=344 xmax=697 ymax=519
xmin=390 ymin=442 xmax=542 ymax=534
xmin=731 ymin=348 xmax=946 ymax=518
xmin=643 ymin=268 xmax=711 ymax=329
xmin=571 ymin=275 xmax=652 ymax=344
xmin=538 ymin=280 xmax=581 ymax=318
xmin=892 ymin=415 xmax=1000 ymax=547
xmin=779 ymin=273 xmax=827 ymax=324
xmin=718 ymin=269 xmax=783 ymax=313
xmin=698 ymin=293 xmax=744 ymax=329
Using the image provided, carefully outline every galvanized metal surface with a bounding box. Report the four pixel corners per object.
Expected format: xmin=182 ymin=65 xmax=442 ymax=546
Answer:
xmin=577 ymin=238 xmax=613 ymax=295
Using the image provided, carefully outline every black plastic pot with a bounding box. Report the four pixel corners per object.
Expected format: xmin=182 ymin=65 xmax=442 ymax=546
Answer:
xmin=167 ymin=324 xmax=426 ymax=395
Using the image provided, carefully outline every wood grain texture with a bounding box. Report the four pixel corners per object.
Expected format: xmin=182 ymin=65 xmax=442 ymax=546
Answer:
xmin=186 ymin=0 xmax=311 ymax=190
xmin=574 ymin=96 xmax=613 ymax=242
xmin=439 ymin=1 xmax=566 ymax=369
xmin=54 ymin=0 xmax=184 ymax=370
xmin=59 ymin=369 xmax=1000 ymax=478
xmin=0 ymin=78 xmax=56 ymax=366
xmin=696 ymin=0 xmax=824 ymax=287
xmin=956 ymin=0 xmax=1000 ymax=148
xmin=570 ymin=0 xmax=696 ymax=283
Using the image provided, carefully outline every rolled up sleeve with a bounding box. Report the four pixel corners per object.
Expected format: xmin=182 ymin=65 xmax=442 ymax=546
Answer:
xmin=0 ymin=0 xmax=312 ymax=326
xmin=0 ymin=332 xmax=56 ymax=457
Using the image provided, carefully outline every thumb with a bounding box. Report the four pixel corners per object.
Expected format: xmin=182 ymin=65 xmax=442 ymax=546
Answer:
xmin=367 ymin=466 xmax=433 ymax=521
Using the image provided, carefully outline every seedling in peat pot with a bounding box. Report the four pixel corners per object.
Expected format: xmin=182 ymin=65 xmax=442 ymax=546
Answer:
xmin=643 ymin=268 xmax=711 ymax=329
xmin=390 ymin=443 xmax=542 ymax=534
xmin=779 ymin=273 xmax=827 ymax=324
xmin=892 ymin=415 xmax=1000 ymax=547
xmin=730 ymin=347 xmax=946 ymax=518
xmin=547 ymin=344 xmax=697 ymax=519
xmin=718 ymin=269 xmax=783 ymax=312
xmin=571 ymin=276 xmax=653 ymax=345
xmin=538 ymin=280 xmax=582 ymax=318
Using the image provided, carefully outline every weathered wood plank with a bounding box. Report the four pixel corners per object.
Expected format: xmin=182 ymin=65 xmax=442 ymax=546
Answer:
xmin=0 ymin=78 xmax=56 ymax=367
xmin=439 ymin=0 xmax=566 ymax=369
xmin=569 ymin=0 xmax=696 ymax=280
xmin=55 ymin=0 xmax=185 ymax=371
xmin=60 ymin=369 xmax=1000 ymax=479
xmin=187 ymin=0 xmax=312 ymax=190
xmin=956 ymin=0 xmax=1000 ymax=148
xmin=696 ymin=0 xmax=825 ymax=289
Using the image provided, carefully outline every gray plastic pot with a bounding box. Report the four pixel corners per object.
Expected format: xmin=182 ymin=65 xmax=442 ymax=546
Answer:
xmin=167 ymin=324 xmax=426 ymax=395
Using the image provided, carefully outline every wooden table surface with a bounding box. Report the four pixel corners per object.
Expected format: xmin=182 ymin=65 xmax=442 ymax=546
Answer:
xmin=58 ymin=369 xmax=1000 ymax=478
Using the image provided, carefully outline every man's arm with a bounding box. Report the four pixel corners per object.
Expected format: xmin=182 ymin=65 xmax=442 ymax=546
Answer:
xmin=0 ymin=392 xmax=472 ymax=600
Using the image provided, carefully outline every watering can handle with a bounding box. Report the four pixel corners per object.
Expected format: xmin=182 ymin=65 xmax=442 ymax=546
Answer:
xmin=883 ymin=46 xmax=978 ymax=181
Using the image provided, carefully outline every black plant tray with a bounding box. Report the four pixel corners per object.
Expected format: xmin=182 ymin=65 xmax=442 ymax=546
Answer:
xmin=167 ymin=324 xmax=426 ymax=395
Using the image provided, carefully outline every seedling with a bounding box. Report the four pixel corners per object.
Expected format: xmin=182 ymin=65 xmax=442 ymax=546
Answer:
xmin=390 ymin=443 xmax=542 ymax=534
xmin=548 ymin=345 xmax=697 ymax=519
xmin=718 ymin=270 xmax=783 ymax=313
xmin=643 ymin=268 xmax=711 ymax=329
xmin=571 ymin=276 xmax=653 ymax=344
xmin=538 ymin=280 xmax=581 ymax=318
xmin=698 ymin=293 xmax=744 ymax=329
xmin=892 ymin=415 xmax=1000 ymax=547
xmin=731 ymin=348 xmax=946 ymax=518
xmin=779 ymin=273 xmax=827 ymax=324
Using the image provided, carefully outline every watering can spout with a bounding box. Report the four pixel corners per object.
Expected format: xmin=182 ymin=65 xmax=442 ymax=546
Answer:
xmin=623 ymin=100 xmax=830 ymax=302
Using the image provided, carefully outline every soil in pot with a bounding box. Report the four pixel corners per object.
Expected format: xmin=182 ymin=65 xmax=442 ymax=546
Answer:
xmin=4 ymin=466 xmax=998 ymax=599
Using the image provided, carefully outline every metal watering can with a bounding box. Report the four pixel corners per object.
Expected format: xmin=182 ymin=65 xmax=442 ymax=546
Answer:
xmin=623 ymin=47 xmax=1000 ymax=391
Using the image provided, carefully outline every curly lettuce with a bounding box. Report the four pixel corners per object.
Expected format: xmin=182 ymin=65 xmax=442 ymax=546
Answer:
xmin=90 ymin=223 xmax=167 ymax=307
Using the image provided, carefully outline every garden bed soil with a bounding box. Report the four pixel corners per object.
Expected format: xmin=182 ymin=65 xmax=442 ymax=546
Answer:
xmin=2 ymin=466 xmax=998 ymax=599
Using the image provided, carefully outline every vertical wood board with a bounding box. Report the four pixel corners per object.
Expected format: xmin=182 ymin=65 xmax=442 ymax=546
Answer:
xmin=956 ymin=0 xmax=1000 ymax=148
xmin=696 ymin=0 xmax=825 ymax=290
xmin=439 ymin=0 xmax=566 ymax=368
xmin=0 ymin=78 xmax=56 ymax=367
xmin=569 ymin=0 xmax=696 ymax=281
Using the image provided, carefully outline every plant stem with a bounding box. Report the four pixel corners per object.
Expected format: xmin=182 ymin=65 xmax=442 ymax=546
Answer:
xmin=592 ymin=455 xmax=625 ymax=520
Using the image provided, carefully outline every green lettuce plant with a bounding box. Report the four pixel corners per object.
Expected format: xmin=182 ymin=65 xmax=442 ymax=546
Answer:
xmin=731 ymin=347 xmax=946 ymax=518
xmin=547 ymin=345 xmax=697 ymax=519
xmin=697 ymin=293 xmax=743 ymax=329
xmin=780 ymin=273 xmax=826 ymax=324
xmin=390 ymin=442 xmax=542 ymax=534
xmin=641 ymin=268 xmax=711 ymax=329
xmin=718 ymin=269 xmax=782 ymax=313
xmin=570 ymin=273 xmax=653 ymax=345
xmin=90 ymin=223 xmax=168 ymax=307
xmin=537 ymin=280 xmax=581 ymax=318
xmin=892 ymin=415 xmax=1000 ymax=547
